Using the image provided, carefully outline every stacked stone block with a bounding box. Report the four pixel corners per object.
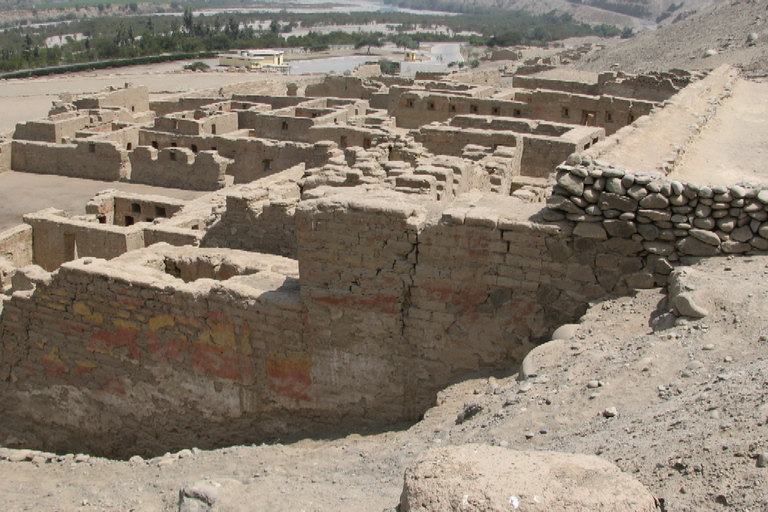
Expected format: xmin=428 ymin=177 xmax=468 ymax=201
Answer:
xmin=547 ymin=157 xmax=768 ymax=286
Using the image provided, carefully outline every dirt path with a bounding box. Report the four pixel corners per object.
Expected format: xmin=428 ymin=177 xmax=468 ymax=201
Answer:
xmin=671 ymin=78 xmax=768 ymax=186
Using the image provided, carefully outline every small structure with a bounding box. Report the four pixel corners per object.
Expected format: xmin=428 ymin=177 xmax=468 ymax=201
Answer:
xmin=218 ymin=49 xmax=286 ymax=70
xmin=404 ymin=50 xmax=418 ymax=62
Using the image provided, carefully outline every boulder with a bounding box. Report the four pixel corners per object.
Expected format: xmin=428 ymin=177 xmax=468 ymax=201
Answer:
xmin=400 ymin=444 xmax=657 ymax=512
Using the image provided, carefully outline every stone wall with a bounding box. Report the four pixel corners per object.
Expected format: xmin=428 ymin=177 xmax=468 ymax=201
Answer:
xmin=546 ymin=158 xmax=768 ymax=283
xmin=11 ymin=140 xmax=129 ymax=181
xmin=129 ymin=147 xmax=229 ymax=191
xmin=0 ymin=224 xmax=33 ymax=269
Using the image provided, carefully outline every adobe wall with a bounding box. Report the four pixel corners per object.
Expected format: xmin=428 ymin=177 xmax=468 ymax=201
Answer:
xmin=0 ymin=245 xmax=306 ymax=456
xmin=597 ymin=71 xmax=694 ymax=102
xmin=0 ymin=184 xmax=666 ymax=456
xmin=0 ymin=224 xmax=33 ymax=269
xmin=23 ymin=208 xmax=146 ymax=272
xmin=392 ymin=91 xmax=527 ymax=129
xmin=414 ymin=125 xmax=521 ymax=158
xmin=305 ymin=76 xmax=381 ymax=99
xmin=150 ymin=97 xmax=225 ymax=117
xmin=77 ymin=123 xmax=140 ymax=152
xmin=72 ymin=84 xmax=150 ymax=114
xmin=202 ymin=167 xmax=304 ymax=258
xmin=516 ymin=90 xmax=656 ymax=135
xmin=11 ymin=140 xmax=129 ymax=181
xmin=137 ymin=130 xmax=323 ymax=184
xmin=85 ymin=191 xmax=186 ymax=226
xmin=308 ymin=124 xmax=389 ymax=149
xmin=153 ymin=111 xmax=239 ymax=136
xmin=129 ymin=147 xmax=229 ymax=191
xmin=512 ymin=75 xmax=599 ymax=96
xmin=0 ymin=138 xmax=11 ymax=173
xmin=13 ymin=114 xmax=91 ymax=143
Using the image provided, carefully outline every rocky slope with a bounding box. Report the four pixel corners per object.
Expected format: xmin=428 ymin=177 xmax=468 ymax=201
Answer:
xmin=577 ymin=0 xmax=768 ymax=72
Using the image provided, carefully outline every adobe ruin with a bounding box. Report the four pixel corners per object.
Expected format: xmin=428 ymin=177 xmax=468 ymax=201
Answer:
xmin=0 ymin=64 xmax=744 ymax=458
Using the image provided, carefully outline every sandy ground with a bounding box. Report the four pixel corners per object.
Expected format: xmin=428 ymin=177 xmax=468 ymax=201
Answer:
xmin=0 ymin=61 xmax=314 ymax=134
xmin=0 ymin=172 xmax=206 ymax=233
xmin=671 ymin=78 xmax=768 ymax=187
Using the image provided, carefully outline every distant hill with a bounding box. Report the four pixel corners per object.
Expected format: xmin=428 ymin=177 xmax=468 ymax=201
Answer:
xmin=574 ymin=0 xmax=768 ymax=73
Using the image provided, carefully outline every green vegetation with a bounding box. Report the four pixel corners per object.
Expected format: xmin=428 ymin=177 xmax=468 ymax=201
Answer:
xmin=0 ymin=2 xmax=622 ymax=75
xmin=379 ymin=58 xmax=400 ymax=75
xmin=183 ymin=60 xmax=210 ymax=71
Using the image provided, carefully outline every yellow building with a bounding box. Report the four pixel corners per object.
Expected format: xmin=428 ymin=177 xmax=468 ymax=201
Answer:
xmin=404 ymin=50 xmax=418 ymax=62
xmin=218 ymin=49 xmax=286 ymax=70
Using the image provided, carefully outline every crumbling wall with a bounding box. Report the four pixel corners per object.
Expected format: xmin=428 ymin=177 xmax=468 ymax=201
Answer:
xmin=72 ymin=84 xmax=150 ymax=113
xmin=77 ymin=123 xmax=140 ymax=152
xmin=0 ymin=246 xmax=306 ymax=456
xmin=308 ymin=125 xmax=389 ymax=149
xmin=515 ymin=90 xmax=656 ymax=136
xmin=23 ymin=208 xmax=146 ymax=271
xmin=13 ymin=114 xmax=91 ymax=143
xmin=305 ymin=76 xmax=381 ymax=99
xmin=86 ymin=191 xmax=186 ymax=226
xmin=0 ymin=224 xmax=33 ymax=269
xmin=129 ymin=147 xmax=228 ymax=191
xmin=512 ymin=75 xmax=599 ymax=96
xmin=0 ymin=138 xmax=11 ymax=173
xmin=202 ymin=171 xmax=302 ymax=258
xmin=137 ymin=130 xmax=324 ymax=184
xmin=414 ymin=125 xmax=521 ymax=158
xmin=393 ymin=92 xmax=527 ymax=129
xmin=11 ymin=140 xmax=129 ymax=181
xmin=150 ymin=97 xmax=225 ymax=117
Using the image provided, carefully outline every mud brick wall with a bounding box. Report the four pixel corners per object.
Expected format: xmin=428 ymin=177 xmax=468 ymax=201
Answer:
xmin=547 ymin=159 xmax=768 ymax=282
xmin=202 ymin=179 xmax=301 ymax=258
xmin=0 ymin=247 xmax=308 ymax=456
xmin=296 ymin=190 xmax=427 ymax=420
xmin=11 ymin=140 xmax=129 ymax=181
xmin=404 ymin=194 xmax=643 ymax=389
xmin=24 ymin=209 xmax=146 ymax=271
xmin=129 ymin=147 xmax=228 ymax=191
xmin=13 ymin=115 xmax=91 ymax=143
xmin=137 ymin=130 xmax=323 ymax=184
xmin=0 ymin=224 xmax=33 ymax=268
xmin=0 ymin=138 xmax=12 ymax=173
xmin=414 ymin=125 xmax=521 ymax=158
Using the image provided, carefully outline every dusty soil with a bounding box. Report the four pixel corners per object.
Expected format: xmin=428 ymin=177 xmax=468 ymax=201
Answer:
xmin=577 ymin=0 xmax=768 ymax=73
xmin=671 ymin=77 xmax=768 ymax=187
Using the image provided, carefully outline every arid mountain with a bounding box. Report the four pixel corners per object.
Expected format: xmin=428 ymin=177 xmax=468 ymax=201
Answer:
xmin=575 ymin=0 xmax=768 ymax=72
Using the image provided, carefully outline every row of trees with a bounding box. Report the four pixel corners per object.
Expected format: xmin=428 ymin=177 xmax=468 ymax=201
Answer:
xmin=0 ymin=5 xmax=624 ymax=73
